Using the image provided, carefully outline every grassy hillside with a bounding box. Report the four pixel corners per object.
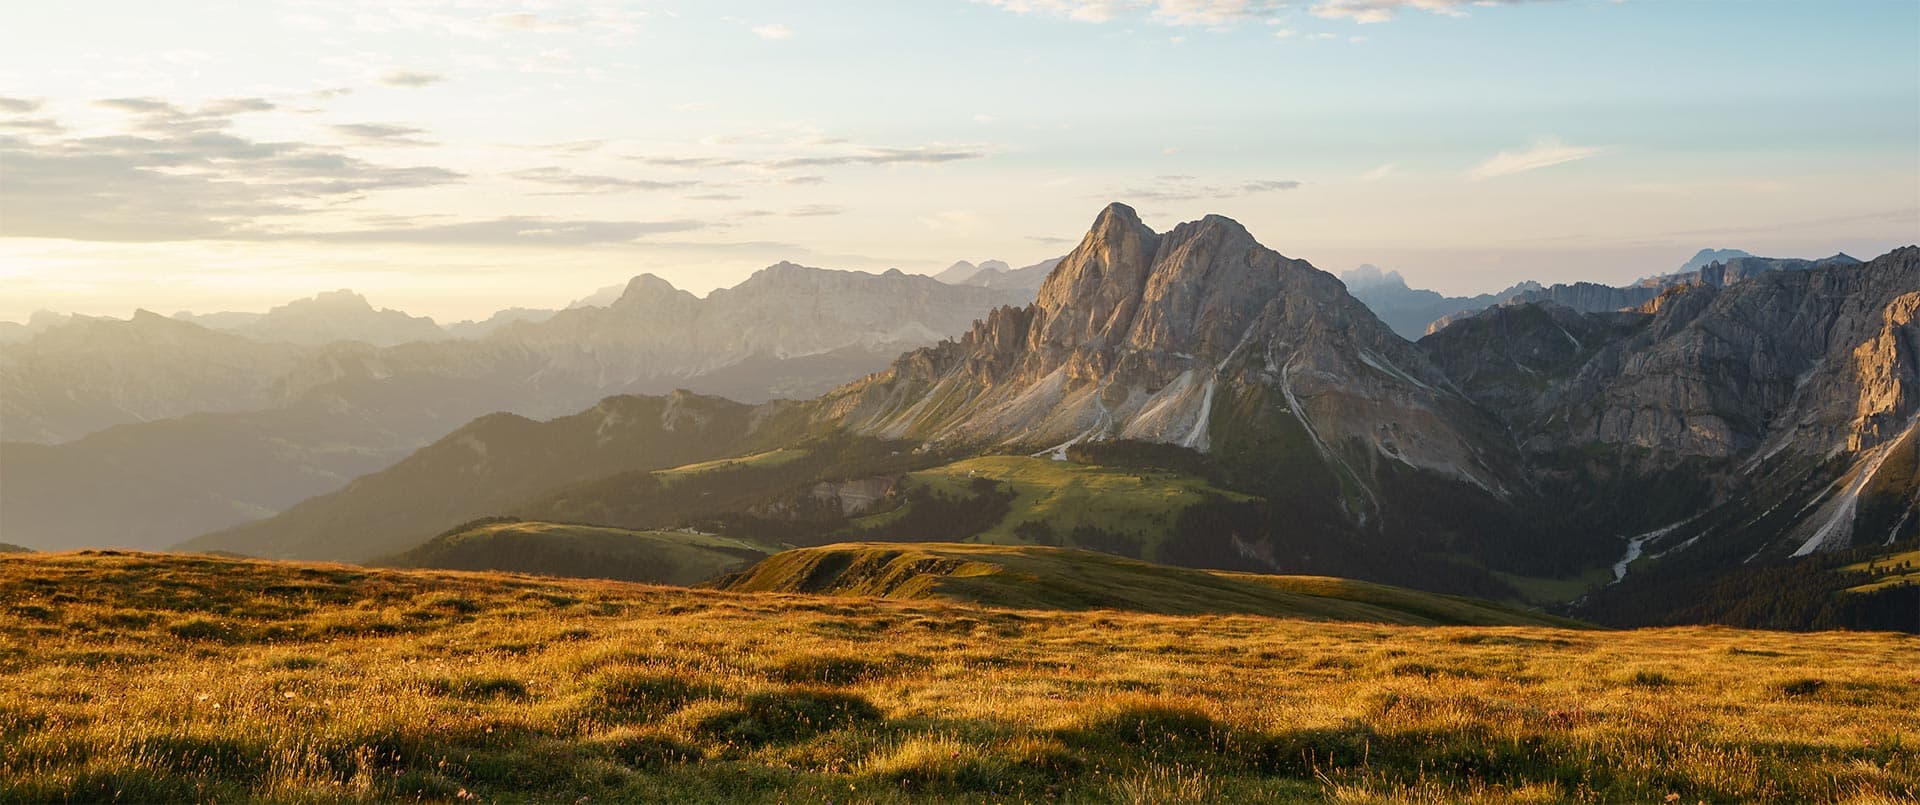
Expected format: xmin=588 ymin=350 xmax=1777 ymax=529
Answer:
xmin=2 ymin=551 xmax=1914 ymax=803
xmin=380 ymin=519 xmax=781 ymax=586
xmin=711 ymin=542 xmax=1580 ymax=628
xmin=180 ymin=392 xmax=811 ymax=562
xmin=857 ymin=456 xmax=1252 ymax=558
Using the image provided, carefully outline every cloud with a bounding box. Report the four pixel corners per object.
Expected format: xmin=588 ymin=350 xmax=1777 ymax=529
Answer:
xmin=733 ymin=204 xmax=848 ymax=219
xmin=0 ymin=97 xmax=44 ymax=114
xmin=378 ymin=69 xmax=446 ymax=88
xmin=1360 ymin=163 xmax=1396 ymax=181
xmin=1 ymin=100 xmax=464 ymax=242
xmin=764 ymin=146 xmax=984 ymax=169
xmin=291 ymin=216 xmax=707 ymax=246
xmin=751 ymin=23 xmax=793 ymax=39
xmin=1310 ymin=0 xmax=1558 ymax=24
xmin=626 ymin=141 xmax=987 ymax=173
xmin=94 ymin=97 xmax=278 ymax=137
xmin=332 ymin=123 xmax=433 ymax=146
xmin=685 ymin=193 xmax=745 ymax=201
xmin=976 ymin=0 xmax=1288 ymax=26
xmin=1118 ymin=176 xmax=1302 ymax=201
xmin=507 ymin=166 xmax=701 ymax=194
xmin=973 ymin=0 xmax=1141 ymax=23
xmin=978 ymin=0 xmax=1557 ymax=26
xmin=1470 ymin=138 xmax=1610 ymax=179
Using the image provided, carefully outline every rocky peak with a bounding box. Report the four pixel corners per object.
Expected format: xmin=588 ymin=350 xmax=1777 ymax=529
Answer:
xmin=1030 ymin=202 xmax=1163 ymax=354
xmin=611 ymin=274 xmax=696 ymax=310
xmin=298 ymin=289 xmax=376 ymax=313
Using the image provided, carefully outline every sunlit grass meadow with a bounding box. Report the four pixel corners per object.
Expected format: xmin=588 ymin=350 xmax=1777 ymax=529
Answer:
xmin=2 ymin=551 xmax=1916 ymax=803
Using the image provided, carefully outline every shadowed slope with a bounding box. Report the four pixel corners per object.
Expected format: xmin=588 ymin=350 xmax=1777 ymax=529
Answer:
xmin=708 ymin=542 xmax=1583 ymax=627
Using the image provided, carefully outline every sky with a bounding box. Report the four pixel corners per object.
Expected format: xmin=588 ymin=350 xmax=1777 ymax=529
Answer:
xmin=1 ymin=0 xmax=1916 ymax=323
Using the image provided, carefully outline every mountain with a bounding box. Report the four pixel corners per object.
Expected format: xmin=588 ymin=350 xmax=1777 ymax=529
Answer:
xmin=1344 ymin=251 xmax=1863 ymax=338
xmin=1420 ymin=247 xmax=1920 ymax=626
xmin=161 ymin=204 xmax=1917 ymax=628
xmin=825 ymin=204 xmax=1506 ymax=486
xmin=3 ymin=265 xmax=1024 ymax=552
xmin=229 ymin=289 xmax=449 ymax=347
xmin=0 ymin=311 xmax=308 ymax=444
xmin=170 ymin=310 xmax=266 ymax=330
xmin=932 ymin=259 xmax=1010 ymax=284
xmin=179 ymin=391 xmax=805 ymax=561
xmin=566 ymin=281 xmax=628 ymax=309
xmin=1677 ymin=247 xmax=1753 ymax=273
xmin=1341 ymin=264 xmax=1541 ymax=339
xmin=443 ymin=307 xmax=558 ymax=339
xmin=934 ymin=257 xmax=1060 ymax=294
xmin=380 ymin=518 xmax=779 ymax=585
xmin=710 ymin=542 xmax=1583 ymax=626
xmin=0 ymin=310 xmax=71 ymax=344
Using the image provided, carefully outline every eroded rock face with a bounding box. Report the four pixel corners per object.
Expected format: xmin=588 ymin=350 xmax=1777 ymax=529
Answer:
xmin=1847 ymin=291 xmax=1919 ymax=452
xmin=824 ymin=203 xmax=1509 ymax=496
xmin=1425 ymin=248 xmax=1920 ymax=462
xmin=1423 ymin=247 xmax=1920 ymax=557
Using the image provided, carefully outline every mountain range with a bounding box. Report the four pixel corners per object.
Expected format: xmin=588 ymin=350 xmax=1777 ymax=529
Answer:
xmin=0 ymin=266 xmax=1025 ymax=551
xmin=159 ymin=203 xmax=1918 ymax=629
xmin=932 ymin=257 xmax=1061 ymax=291
xmin=1347 ymin=250 xmax=1864 ymax=338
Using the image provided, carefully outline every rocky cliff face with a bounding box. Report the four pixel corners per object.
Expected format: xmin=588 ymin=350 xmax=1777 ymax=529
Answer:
xmin=1417 ymin=253 xmax=1862 ymax=336
xmin=1424 ymin=246 xmax=1920 ymax=560
xmin=825 ymin=203 xmax=1511 ymax=499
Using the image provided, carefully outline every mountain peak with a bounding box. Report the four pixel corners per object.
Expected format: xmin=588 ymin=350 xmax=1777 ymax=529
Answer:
xmin=613 ymin=273 xmax=693 ymax=308
xmin=299 ymin=289 xmax=375 ymax=312
xmin=1341 ymin=264 xmax=1408 ymax=291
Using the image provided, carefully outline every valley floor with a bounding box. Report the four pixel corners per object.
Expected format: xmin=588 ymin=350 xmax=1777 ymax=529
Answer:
xmin=2 ymin=552 xmax=1916 ymax=803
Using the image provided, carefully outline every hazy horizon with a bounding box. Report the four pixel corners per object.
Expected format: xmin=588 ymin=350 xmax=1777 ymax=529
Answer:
xmin=3 ymin=0 xmax=1916 ymax=322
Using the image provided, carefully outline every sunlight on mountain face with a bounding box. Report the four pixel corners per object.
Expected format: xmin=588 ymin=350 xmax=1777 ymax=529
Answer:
xmin=1 ymin=2 xmax=1916 ymax=802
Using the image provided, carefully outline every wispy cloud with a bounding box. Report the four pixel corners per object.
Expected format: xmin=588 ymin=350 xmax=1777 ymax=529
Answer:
xmin=1360 ymin=163 xmax=1396 ymax=181
xmin=1 ymin=98 xmax=464 ymax=242
xmin=508 ymin=166 xmax=701 ymax=194
xmin=1311 ymin=0 xmax=1560 ymax=24
xmin=625 ymin=139 xmax=988 ymax=173
xmin=378 ymin=69 xmax=446 ymax=88
xmin=332 ymin=123 xmax=433 ymax=146
xmin=1470 ymin=138 xmax=1610 ymax=179
xmin=977 ymin=0 xmax=1552 ymax=26
xmin=293 ymin=216 xmax=707 ymax=246
xmin=1116 ymin=175 xmax=1303 ymax=201
xmin=751 ymin=23 xmax=793 ymax=40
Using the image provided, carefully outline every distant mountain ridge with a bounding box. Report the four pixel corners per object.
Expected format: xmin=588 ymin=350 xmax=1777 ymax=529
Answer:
xmin=932 ymin=257 xmax=1061 ymax=293
xmin=177 ymin=289 xmax=450 ymax=347
xmin=1346 ymin=250 xmax=1865 ymax=338
xmin=2 ymin=264 xmax=1023 ymax=552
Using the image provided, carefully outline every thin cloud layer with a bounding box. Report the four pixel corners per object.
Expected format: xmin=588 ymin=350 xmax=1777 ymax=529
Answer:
xmin=1119 ymin=175 xmax=1304 ymax=201
xmin=1471 ymin=139 xmax=1611 ymax=179
xmin=977 ymin=0 xmax=1556 ymax=26
xmin=1311 ymin=0 xmax=1558 ymax=24
xmin=378 ymin=70 xmax=446 ymax=88
xmin=0 ymin=101 xmax=464 ymax=242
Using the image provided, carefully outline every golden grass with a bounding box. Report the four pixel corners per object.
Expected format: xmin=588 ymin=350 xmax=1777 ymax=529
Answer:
xmin=2 ymin=550 xmax=1916 ymax=803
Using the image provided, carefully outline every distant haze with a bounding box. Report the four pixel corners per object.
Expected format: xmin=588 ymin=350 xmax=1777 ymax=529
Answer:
xmin=0 ymin=1 xmax=1914 ymax=321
